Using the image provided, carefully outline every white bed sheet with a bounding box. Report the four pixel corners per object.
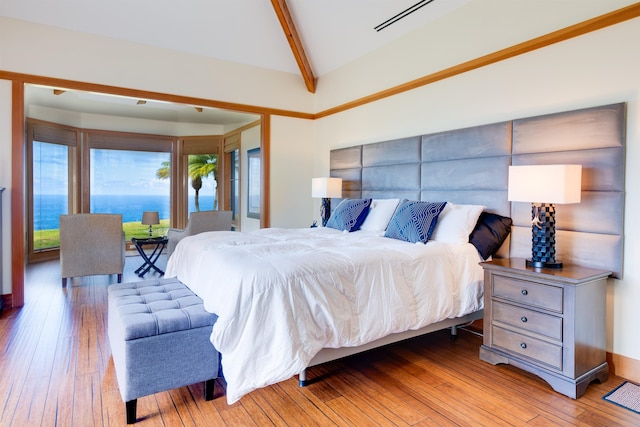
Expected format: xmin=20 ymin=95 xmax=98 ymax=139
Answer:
xmin=164 ymin=227 xmax=484 ymax=403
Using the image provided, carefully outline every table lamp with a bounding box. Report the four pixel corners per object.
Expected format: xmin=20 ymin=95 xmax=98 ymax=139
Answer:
xmin=141 ymin=211 xmax=160 ymax=237
xmin=508 ymin=164 xmax=582 ymax=269
xmin=312 ymin=177 xmax=342 ymax=226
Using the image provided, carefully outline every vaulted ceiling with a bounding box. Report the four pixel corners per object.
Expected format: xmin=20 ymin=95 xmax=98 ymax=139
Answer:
xmin=2 ymin=0 xmax=639 ymax=124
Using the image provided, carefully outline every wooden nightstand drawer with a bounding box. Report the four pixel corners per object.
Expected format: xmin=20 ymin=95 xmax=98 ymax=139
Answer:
xmin=491 ymin=325 xmax=563 ymax=370
xmin=493 ymin=275 xmax=563 ymax=312
xmin=492 ymin=301 xmax=563 ymax=341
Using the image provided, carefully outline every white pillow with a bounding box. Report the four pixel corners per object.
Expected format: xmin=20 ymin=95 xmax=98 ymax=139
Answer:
xmin=430 ymin=202 xmax=486 ymax=244
xmin=360 ymin=198 xmax=400 ymax=232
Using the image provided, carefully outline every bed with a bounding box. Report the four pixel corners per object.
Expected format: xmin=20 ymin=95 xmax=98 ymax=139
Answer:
xmin=165 ymin=199 xmax=505 ymax=403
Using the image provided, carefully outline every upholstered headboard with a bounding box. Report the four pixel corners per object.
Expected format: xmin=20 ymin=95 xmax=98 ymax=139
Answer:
xmin=330 ymin=103 xmax=625 ymax=278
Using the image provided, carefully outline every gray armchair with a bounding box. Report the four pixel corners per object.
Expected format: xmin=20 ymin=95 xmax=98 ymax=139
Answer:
xmin=60 ymin=213 xmax=125 ymax=287
xmin=167 ymin=210 xmax=232 ymax=257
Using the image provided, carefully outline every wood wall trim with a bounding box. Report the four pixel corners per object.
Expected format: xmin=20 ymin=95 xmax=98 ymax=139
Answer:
xmin=11 ymin=81 xmax=25 ymax=307
xmin=0 ymin=293 xmax=12 ymax=310
xmin=260 ymin=114 xmax=271 ymax=229
xmin=608 ymin=351 xmax=640 ymax=384
xmin=314 ymin=2 xmax=640 ymax=119
xmin=0 ymin=70 xmax=314 ymax=120
xmin=223 ymin=119 xmax=262 ymax=138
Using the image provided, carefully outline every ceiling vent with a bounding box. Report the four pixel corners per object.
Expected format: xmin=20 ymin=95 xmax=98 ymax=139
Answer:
xmin=374 ymin=0 xmax=436 ymax=32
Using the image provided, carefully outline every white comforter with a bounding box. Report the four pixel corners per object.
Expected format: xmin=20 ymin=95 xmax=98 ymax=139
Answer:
xmin=164 ymin=227 xmax=484 ymax=403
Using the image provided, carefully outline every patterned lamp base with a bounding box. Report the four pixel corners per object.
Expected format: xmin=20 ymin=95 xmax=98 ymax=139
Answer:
xmin=528 ymin=202 xmax=563 ymax=269
xmin=320 ymin=197 xmax=331 ymax=227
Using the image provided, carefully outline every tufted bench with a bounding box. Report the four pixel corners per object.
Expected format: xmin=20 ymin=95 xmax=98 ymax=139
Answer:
xmin=108 ymin=278 xmax=219 ymax=424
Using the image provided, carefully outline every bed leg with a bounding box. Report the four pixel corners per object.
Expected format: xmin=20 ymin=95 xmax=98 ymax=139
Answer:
xmin=299 ymin=369 xmax=308 ymax=387
xmin=450 ymin=325 xmax=458 ymax=340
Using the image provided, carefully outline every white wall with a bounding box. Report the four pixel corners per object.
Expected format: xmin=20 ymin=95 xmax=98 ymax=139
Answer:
xmin=313 ymin=18 xmax=640 ymax=370
xmin=0 ymin=17 xmax=314 ymax=113
xmin=27 ymin=105 xmax=227 ymax=136
xmin=313 ymin=0 xmax=638 ymax=112
xmin=269 ymin=116 xmax=316 ymax=228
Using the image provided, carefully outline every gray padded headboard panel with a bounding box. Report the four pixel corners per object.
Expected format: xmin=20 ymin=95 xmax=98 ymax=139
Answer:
xmin=330 ymin=103 xmax=625 ymax=278
xmin=510 ymin=103 xmax=625 ymax=278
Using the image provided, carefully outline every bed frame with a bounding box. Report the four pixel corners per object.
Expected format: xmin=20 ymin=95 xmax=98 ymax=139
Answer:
xmin=298 ymin=311 xmax=483 ymax=385
xmin=298 ymin=102 xmax=625 ymax=385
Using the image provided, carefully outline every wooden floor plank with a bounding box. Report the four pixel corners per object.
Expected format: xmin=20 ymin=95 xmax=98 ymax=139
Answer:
xmin=72 ymin=372 xmax=103 ymax=427
xmin=8 ymin=377 xmax=47 ymax=427
xmin=384 ymin=344 xmax=540 ymax=423
xmin=0 ymin=257 xmax=638 ymax=426
xmin=323 ymin=367 xmax=418 ymax=425
xmin=41 ymin=336 xmax=77 ymax=426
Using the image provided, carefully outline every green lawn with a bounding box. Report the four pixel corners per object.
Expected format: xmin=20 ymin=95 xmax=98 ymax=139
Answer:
xmin=34 ymin=219 xmax=171 ymax=250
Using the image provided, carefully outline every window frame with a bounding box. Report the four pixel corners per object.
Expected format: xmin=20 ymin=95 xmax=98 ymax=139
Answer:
xmin=26 ymin=119 xmax=80 ymax=263
xmin=25 ymin=119 xmax=230 ymax=262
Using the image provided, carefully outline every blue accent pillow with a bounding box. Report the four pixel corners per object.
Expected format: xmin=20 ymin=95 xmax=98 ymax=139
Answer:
xmin=326 ymin=198 xmax=372 ymax=232
xmin=384 ymin=200 xmax=447 ymax=243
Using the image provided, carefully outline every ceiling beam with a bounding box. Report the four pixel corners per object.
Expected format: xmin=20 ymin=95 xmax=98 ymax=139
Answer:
xmin=270 ymin=0 xmax=317 ymax=93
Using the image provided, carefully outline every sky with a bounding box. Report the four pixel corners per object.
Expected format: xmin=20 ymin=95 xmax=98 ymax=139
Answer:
xmin=33 ymin=142 xmax=216 ymax=196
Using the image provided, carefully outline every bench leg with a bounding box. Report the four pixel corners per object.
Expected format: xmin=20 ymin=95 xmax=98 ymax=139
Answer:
xmin=126 ymin=399 xmax=137 ymax=424
xmin=205 ymin=379 xmax=215 ymax=401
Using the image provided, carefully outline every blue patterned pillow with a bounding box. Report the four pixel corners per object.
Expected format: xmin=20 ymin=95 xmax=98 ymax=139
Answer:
xmin=326 ymin=198 xmax=372 ymax=232
xmin=384 ymin=200 xmax=447 ymax=243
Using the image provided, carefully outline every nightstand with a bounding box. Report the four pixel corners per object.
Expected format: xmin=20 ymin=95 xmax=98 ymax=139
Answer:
xmin=479 ymin=258 xmax=611 ymax=398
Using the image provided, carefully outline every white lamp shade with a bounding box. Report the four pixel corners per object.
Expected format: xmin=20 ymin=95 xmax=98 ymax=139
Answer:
xmin=508 ymin=164 xmax=582 ymax=204
xmin=141 ymin=211 xmax=160 ymax=225
xmin=312 ymin=177 xmax=342 ymax=198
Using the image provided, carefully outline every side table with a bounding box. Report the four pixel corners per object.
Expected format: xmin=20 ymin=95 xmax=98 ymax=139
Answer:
xmin=479 ymin=257 xmax=611 ymax=398
xmin=131 ymin=237 xmax=168 ymax=277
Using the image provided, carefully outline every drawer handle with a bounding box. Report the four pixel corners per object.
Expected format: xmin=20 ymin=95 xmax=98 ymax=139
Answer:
xmin=520 ymin=316 xmax=528 ymax=323
xmin=521 ymin=289 xmax=528 ymax=296
xmin=520 ymin=343 xmax=527 ymax=349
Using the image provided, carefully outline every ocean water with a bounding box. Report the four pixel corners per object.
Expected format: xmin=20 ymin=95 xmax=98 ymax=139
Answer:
xmin=33 ymin=194 xmax=216 ymax=230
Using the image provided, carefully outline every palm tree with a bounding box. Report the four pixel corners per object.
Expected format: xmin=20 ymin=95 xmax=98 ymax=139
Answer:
xmin=156 ymin=154 xmax=218 ymax=212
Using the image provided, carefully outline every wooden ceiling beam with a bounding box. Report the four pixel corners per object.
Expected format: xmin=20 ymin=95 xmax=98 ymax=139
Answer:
xmin=270 ymin=0 xmax=317 ymax=93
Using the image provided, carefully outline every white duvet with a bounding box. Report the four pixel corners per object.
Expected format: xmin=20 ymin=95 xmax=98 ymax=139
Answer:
xmin=164 ymin=227 xmax=484 ymax=403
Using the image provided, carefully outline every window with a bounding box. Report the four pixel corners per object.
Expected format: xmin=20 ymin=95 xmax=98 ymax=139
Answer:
xmin=90 ymin=148 xmax=171 ymax=240
xmin=177 ymin=136 xmax=223 ymax=228
xmin=187 ymin=154 xmax=219 ymax=214
xmin=229 ymin=149 xmax=240 ymax=223
xmin=223 ymin=133 xmax=241 ymax=228
xmin=25 ymin=119 xmax=254 ymax=263
xmin=247 ymin=147 xmax=260 ymax=219
xmin=27 ymin=120 xmax=79 ymax=262
xmin=32 ymin=142 xmax=70 ymax=250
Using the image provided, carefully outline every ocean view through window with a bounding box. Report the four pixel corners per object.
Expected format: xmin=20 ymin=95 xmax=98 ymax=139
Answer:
xmin=32 ymin=141 xmax=69 ymax=250
xmin=35 ymin=192 xmax=216 ymax=234
xmin=28 ymin=119 xmax=225 ymax=258
xmin=35 ymin=195 xmax=216 ymax=230
xmin=33 ymin=149 xmax=216 ymax=247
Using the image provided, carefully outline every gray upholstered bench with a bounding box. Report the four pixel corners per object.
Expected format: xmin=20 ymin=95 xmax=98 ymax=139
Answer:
xmin=108 ymin=278 xmax=219 ymax=424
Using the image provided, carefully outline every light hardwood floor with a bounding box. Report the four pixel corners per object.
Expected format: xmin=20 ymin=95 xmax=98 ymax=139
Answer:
xmin=1 ymin=255 xmax=638 ymax=426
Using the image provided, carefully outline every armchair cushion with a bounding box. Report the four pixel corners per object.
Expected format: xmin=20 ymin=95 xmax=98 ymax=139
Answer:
xmin=60 ymin=213 xmax=125 ymax=286
xmin=167 ymin=210 xmax=232 ymax=257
